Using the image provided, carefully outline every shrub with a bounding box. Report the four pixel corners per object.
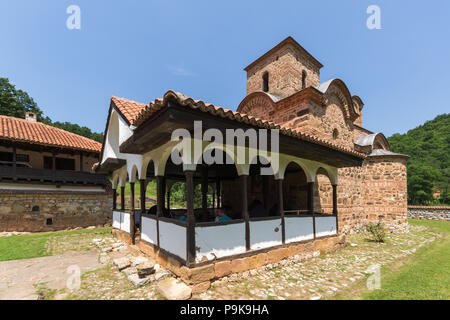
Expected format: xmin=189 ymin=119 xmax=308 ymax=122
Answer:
xmin=366 ymin=222 xmax=386 ymax=243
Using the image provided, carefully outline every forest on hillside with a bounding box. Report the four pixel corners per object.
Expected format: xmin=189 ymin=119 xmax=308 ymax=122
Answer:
xmin=0 ymin=78 xmax=103 ymax=143
xmin=388 ymin=113 xmax=449 ymax=205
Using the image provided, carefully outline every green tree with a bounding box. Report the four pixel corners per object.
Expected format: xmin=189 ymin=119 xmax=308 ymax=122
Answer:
xmin=0 ymin=77 xmax=103 ymax=142
xmin=388 ymin=113 xmax=450 ymax=205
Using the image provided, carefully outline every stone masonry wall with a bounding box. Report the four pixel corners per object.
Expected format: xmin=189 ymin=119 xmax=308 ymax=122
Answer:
xmin=337 ymin=156 xmax=408 ymax=234
xmin=0 ymin=191 xmax=112 ymax=232
xmin=408 ymin=206 xmax=450 ymax=221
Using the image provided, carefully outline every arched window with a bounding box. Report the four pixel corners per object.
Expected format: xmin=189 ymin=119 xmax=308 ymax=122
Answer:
xmin=332 ymin=128 xmax=339 ymax=140
xmin=262 ymin=72 xmax=269 ymax=92
xmin=302 ymin=70 xmax=307 ymax=89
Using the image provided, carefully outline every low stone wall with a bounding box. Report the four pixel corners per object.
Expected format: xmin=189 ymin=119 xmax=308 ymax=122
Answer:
xmin=0 ymin=190 xmax=112 ymax=232
xmin=408 ymin=206 xmax=450 ymax=221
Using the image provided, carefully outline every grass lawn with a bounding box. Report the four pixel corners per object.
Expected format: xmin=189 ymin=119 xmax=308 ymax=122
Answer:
xmin=0 ymin=227 xmax=112 ymax=262
xmin=335 ymin=219 xmax=449 ymax=300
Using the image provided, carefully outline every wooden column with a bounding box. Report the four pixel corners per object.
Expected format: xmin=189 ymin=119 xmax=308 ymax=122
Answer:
xmin=52 ymin=152 xmax=56 ymax=179
xmin=130 ymin=182 xmax=136 ymax=245
xmin=52 ymin=153 xmax=56 ymax=170
xmin=201 ymin=166 xmax=208 ymax=220
xmin=79 ymin=153 xmax=83 ymax=172
xmin=262 ymin=176 xmax=269 ymax=211
xmin=120 ymin=185 xmax=125 ymax=211
xmin=12 ymin=147 xmax=17 ymax=180
xmin=167 ymin=185 xmax=171 ymax=213
xmin=156 ymin=176 xmax=164 ymax=248
xmin=185 ymin=171 xmax=196 ymax=266
xmin=216 ymin=178 xmax=221 ymax=208
xmin=140 ymin=179 xmax=146 ymax=213
xmin=333 ymin=184 xmax=338 ymax=234
xmin=112 ymin=188 xmax=117 ymax=210
xmin=139 ymin=179 xmax=146 ymax=231
xmin=241 ymin=175 xmax=250 ymax=251
xmin=307 ymin=181 xmax=316 ymax=239
xmin=162 ymin=177 xmax=166 ymax=212
xmin=278 ymin=179 xmax=285 ymax=244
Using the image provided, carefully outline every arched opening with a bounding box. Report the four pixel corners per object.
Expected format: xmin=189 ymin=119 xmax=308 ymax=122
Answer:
xmin=247 ymin=156 xmax=277 ymax=218
xmin=262 ymin=72 xmax=269 ymax=92
xmin=332 ymin=128 xmax=339 ymax=140
xmin=161 ymin=148 xmax=240 ymax=222
xmin=302 ymin=70 xmax=307 ymax=89
xmin=283 ymin=162 xmax=309 ymax=215
xmin=314 ymin=168 xmax=333 ymax=214
xmin=143 ymin=160 xmax=157 ymax=215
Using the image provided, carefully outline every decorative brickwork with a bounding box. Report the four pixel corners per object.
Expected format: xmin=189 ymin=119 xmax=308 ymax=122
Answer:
xmin=0 ymin=190 xmax=112 ymax=232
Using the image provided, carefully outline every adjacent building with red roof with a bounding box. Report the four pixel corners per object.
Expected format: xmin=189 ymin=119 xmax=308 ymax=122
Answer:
xmin=0 ymin=112 xmax=111 ymax=232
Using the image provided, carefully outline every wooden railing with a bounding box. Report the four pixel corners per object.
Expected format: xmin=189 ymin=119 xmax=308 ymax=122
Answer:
xmin=0 ymin=166 xmax=107 ymax=185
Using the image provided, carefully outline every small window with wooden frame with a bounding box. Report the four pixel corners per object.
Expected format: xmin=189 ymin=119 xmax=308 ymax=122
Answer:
xmin=262 ymin=72 xmax=269 ymax=92
xmin=302 ymin=70 xmax=307 ymax=89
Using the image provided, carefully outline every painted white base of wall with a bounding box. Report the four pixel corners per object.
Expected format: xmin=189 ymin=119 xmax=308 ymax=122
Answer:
xmin=141 ymin=216 xmax=157 ymax=245
xmin=285 ymin=216 xmax=314 ymax=243
xmin=112 ymin=211 xmax=130 ymax=233
xmin=195 ymin=223 xmax=246 ymax=263
xmin=250 ymin=219 xmax=283 ymax=250
xmin=159 ymin=220 xmax=186 ymax=261
xmin=316 ymin=216 xmax=337 ymax=237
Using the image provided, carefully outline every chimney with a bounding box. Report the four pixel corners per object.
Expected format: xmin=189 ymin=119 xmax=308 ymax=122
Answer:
xmin=25 ymin=112 xmax=37 ymax=122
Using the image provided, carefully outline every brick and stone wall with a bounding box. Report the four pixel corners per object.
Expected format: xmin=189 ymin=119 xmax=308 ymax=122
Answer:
xmin=408 ymin=206 xmax=450 ymax=221
xmin=337 ymin=155 xmax=408 ymax=234
xmin=246 ymin=42 xmax=321 ymax=99
xmin=0 ymin=190 xmax=112 ymax=232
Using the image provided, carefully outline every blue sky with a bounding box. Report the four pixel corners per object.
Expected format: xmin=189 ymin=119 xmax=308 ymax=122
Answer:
xmin=0 ymin=0 xmax=449 ymax=137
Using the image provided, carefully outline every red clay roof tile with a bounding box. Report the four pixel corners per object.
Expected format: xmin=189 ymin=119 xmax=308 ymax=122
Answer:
xmin=0 ymin=115 xmax=102 ymax=153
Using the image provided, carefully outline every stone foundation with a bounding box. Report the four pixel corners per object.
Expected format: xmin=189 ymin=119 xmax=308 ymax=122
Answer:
xmin=408 ymin=206 xmax=450 ymax=221
xmin=111 ymin=228 xmax=133 ymax=245
xmin=131 ymin=233 xmax=345 ymax=291
xmin=0 ymin=190 xmax=112 ymax=232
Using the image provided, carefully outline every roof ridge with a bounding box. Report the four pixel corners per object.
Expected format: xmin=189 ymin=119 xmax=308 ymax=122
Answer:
xmin=0 ymin=115 xmax=101 ymax=145
xmin=130 ymin=90 xmax=365 ymax=159
xmin=0 ymin=114 xmax=101 ymax=152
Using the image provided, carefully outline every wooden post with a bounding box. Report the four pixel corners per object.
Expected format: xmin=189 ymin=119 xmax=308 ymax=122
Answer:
xmin=167 ymin=184 xmax=171 ymax=213
xmin=12 ymin=147 xmax=17 ymax=180
xmin=241 ymin=175 xmax=250 ymax=251
xmin=162 ymin=177 xmax=166 ymax=211
xmin=52 ymin=152 xmax=56 ymax=180
xmin=139 ymin=179 xmax=147 ymax=233
xmin=140 ymin=179 xmax=146 ymax=212
xmin=308 ymin=181 xmax=316 ymax=239
xmin=130 ymin=182 xmax=136 ymax=245
xmin=201 ymin=166 xmax=208 ymax=220
xmin=112 ymin=188 xmax=117 ymax=210
xmin=52 ymin=152 xmax=56 ymax=170
xmin=185 ymin=171 xmax=196 ymax=266
xmin=333 ymin=184 xmax=338 ymax=234
xmin=278 ymin=179 xmax=285 ymax=244
xmin=79 ymin=153 xmax=83 ymax=172
xmin=156 ymin=176 xmax=164 ymax=248
xmin=262 ymin=176 xmax=269 ymax=211
xmin=120 ymin=185 xmax=125 ymax=211
xmin=216 ymin=178 xmax=221 ymax=208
